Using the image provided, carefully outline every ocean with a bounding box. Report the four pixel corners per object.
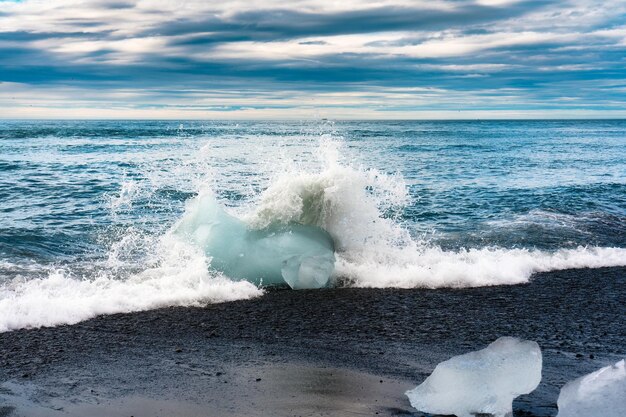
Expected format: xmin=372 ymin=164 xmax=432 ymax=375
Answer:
xmin=1 ymin=119 xmax=625 ymax=332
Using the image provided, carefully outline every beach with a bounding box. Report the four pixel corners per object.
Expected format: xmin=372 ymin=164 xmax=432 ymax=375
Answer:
xmin=1 ymin=120 xmax=625 ymax=416
xmin=2 ymin=266 xmax=624 ymax=416
xmin=2 ymin=0 xmax=626 ymax=414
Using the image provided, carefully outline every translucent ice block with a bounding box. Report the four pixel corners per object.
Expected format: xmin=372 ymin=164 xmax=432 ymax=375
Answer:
xmin=175 ymin=193 xmax=335 ymax=289
xmin=556 ymin=359 xmax=625 ymax=417
xmin=406 ymin=337 xmax=542 ymax=417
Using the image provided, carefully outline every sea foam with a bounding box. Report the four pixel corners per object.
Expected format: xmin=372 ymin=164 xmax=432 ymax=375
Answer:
xmin=0 ymin=236 xmax=261 ymax=332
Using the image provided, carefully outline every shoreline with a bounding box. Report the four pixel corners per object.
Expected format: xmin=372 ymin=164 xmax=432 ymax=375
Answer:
xmin=1 ymin=266 xmax=625 ymax=416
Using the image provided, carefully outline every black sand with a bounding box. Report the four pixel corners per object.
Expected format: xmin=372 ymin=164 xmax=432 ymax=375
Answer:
xmin=1 ymin=267 xmax=624 ymax=416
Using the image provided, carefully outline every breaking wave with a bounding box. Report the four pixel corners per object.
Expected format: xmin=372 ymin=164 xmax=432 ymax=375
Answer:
xmin=236 ymin=137 xmax=626 ymax=288
xmin=0 ymin=236 xmax=261 ymax=332
xmin=1 ymin=133 xmax=625 ymax=332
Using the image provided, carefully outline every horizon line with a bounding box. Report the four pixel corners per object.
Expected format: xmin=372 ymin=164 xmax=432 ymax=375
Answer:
xmin=2 ymin=117 xmax=626 ymax=122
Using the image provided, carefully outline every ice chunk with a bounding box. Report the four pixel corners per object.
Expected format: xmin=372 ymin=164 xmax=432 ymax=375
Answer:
xmin=405 ymin=337 xmax=542 ymax=417
xmin=175 ymin=193 xmax=335 ymax=289
xmin=556 ymin=359 xmax=625 ymax=417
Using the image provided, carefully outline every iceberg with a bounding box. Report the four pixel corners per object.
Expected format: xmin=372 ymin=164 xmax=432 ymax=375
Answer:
xmin=175 ymin=193 xmax=335 ymax=289
xmin=556 ymin=359 xmax=625 ymax=417
xmin=405 ymin=337 xmax=542 ymax=417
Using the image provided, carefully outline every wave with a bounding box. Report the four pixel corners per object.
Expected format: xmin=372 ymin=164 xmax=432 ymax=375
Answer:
xmin=0 ymin=236 xmax=261 ymax=333
xmin=336 ymin=246 xmax=626 ymax=288
xmin=237 ymin=138 xmax=626 ymax=288
xmin=1 ymin=244 xmax=624 ymax=333
xmin=1 ymin=135 xmax=625 ymax=332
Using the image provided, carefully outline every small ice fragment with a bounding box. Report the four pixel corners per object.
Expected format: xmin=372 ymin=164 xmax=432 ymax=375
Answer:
xmin=556 ymin=359 xmax=625 ymax=417
xmin=405 ymin=337 xmax=542 ymax=417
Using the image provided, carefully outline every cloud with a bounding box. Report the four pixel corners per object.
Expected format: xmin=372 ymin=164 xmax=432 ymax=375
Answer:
xmin=0 ymin=0 xmax=624 ymax=118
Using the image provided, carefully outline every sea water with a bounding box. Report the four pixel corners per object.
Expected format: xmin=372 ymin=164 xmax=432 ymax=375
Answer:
xmin=1 ymin=120 xmax=625 ymax=331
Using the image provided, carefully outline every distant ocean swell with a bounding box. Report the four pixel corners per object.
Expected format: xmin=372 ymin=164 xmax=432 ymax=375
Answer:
xmin=1 ymin=128 xmax=625 ymax=333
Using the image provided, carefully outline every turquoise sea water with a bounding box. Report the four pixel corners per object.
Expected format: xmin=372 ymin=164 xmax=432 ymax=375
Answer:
xmin=1 ymin=120 xmax=625 ymax=330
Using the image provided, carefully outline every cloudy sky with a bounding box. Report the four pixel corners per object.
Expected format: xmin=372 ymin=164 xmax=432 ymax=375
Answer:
xmin=1 ymin=0 xmax=625 ymax=119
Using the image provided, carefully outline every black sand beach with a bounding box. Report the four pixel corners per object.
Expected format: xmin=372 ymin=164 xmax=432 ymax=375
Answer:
xmin=1 ymin=267 xmax=624 ymax=417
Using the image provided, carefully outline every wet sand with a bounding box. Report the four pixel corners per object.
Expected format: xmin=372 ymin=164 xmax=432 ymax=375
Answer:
xmin=1 ymin=267 xmax=624 ymax=416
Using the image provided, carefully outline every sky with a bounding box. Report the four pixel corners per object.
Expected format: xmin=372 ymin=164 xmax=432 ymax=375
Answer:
xmin=0 ymin=0 xmax=625 ymax=119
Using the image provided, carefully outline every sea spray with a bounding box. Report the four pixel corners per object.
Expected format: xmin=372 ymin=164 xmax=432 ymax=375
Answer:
xmin=243 ymin=136 xmax=410 ymax=251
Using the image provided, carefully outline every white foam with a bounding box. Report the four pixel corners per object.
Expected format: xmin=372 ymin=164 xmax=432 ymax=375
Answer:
xmin=336 ymin=245 xmax=626 ymax=288
xmin=0 ymin=236 xmax=262 ymax=333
